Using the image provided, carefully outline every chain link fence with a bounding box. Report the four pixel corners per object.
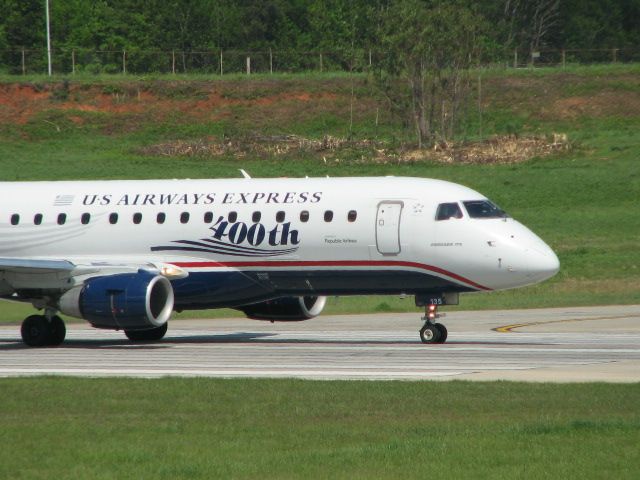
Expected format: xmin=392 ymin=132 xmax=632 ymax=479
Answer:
xmin=1 ymin=47 xmax=639 ymax=76
xmin=514 ymin=48 xmax=640 ymax=67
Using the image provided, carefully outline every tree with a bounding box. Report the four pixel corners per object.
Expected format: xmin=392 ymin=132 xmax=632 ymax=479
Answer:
xmin=0 ymin=23 xmax=7 ymax=59
xmin=488 ymin=0 xmax=559 ymax=53
xmin=0 ymin=0 xmax=47 ymax=72
xmin=306 ymin=0 xmax=374 ymax=69
xmin=554 ymin=0 xmax=628 ymax=49
xmin=376 ymin=0 xmax=486 ymax=148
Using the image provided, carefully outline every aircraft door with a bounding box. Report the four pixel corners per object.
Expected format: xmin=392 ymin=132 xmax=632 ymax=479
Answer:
xmin=376 ymin=201 xmax=403 ymax=255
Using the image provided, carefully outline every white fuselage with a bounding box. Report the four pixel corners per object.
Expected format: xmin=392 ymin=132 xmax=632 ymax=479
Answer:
xmin=0 ymin=176 xmax=559 ymax=308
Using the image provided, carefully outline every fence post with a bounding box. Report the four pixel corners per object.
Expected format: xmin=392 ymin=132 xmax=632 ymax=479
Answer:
xmin=172 ymin=50 xmax=175 ymax=74
xmin=561 ymin=49 xmax=565 ymax=68
xmin=246 ymin=56 xmax=251 ymax=75
xmin=320 ymin=53 xmax=323 ymax=72
xmin=478 ymin=73 xmax=483 ymax=139
xmin=72 ymin=49 xmax=76 ymax=74
xmin=369 ymin=49 xmax=372 ymax=67
xmin=612 ymin=48 xmax=618 ymax=63
xmin=269 ymin=48 xmax=273 ymax=74
xmin=513 ymin=48 xmax=517 ymax=68
xmin=220 ymin=50 xmax=223 ymax=76
xmin=122 ymin=49 xmax=126 ymax=74
xmin=21 ymin=49 xmax=26 ymax=75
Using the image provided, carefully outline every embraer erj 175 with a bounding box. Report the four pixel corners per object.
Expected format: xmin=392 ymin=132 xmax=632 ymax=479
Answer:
xmin=0 ymin=176 xmax=559 ymax=347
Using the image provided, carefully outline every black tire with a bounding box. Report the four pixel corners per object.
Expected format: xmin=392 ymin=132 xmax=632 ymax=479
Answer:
xmin=125 ymin=323 xmax=168 ymax=342
xmin=21 ymin=315 xmax=51 ymax=347
xmin=48 ymin=316 xmax=66 ymax=346
xmin=419 ymin=324 xmax=441 ymax=344
xmin=434 ymin=323 xmax=448 ymax=343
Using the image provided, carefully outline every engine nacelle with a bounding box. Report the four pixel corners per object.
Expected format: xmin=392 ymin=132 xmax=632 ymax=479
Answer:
xmin=239 ymin=295 xmax=326 ymax=321
xmin=59 ymin=271 xmax=174 ymax=330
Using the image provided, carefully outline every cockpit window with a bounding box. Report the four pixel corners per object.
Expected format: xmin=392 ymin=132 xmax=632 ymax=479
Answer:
xmin=463 ymin=200 xmax=509 ymax=219
xmin=436 ymin=202 xmax=463 ymax=220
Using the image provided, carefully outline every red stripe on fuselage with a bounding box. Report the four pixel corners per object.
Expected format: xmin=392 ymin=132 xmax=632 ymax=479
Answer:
xmin=171 ymin=259 xmax=492 ymax=291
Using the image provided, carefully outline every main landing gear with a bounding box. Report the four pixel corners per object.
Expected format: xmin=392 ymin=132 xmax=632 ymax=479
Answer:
xmin=19 ymin=310 xmax=169 ymax=347
xmin=419 ymin=304 xmax=448 ymax=344
xmin=21 ymin=313 xmax=66 ymax=347
xmin=18 ymin=299 xmax=169 ymax=346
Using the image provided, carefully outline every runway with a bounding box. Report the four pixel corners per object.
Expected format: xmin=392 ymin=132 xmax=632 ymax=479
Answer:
xmin=1 ymin=305 xmax=639 ymax=382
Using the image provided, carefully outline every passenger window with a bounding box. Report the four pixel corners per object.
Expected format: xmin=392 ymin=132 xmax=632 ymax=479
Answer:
xmin=109 ymin=213 xmax=118 ymax=225
xmin=157 ymin=212 xmax=166 ymax=224
xmin=34 ymin=213 xmax=43 ymax=225
xmin=133 ymin=213 xmax=142 ymax=224
xmin=180 ymin=212 xmax=190 ymax=224
xmin=204 ymin=212 xmax=213 ymax=223
xmin=436 ymin=203 xmax=463 ymax=221
xmin=10 ymin=214 xmax=19 ymax=225
xmin=300 ymin=211 xmax=309 ymax=222
xmin=252 ymin=211 xmax=261 ymax=223
xmin=228 ymin=211 xmax=237 ymax=222
xmin=348 ymin=210 xmax=357 ymax=222
xmin=58 ymin=213 xmax=67 ymax=225
xmin=324 ymin=210 xmax=333 ymax=222
xmin=276 ymin=211 xmax=285 ymax=223
xmin=81 ymin=213 xmax=91 ymax=225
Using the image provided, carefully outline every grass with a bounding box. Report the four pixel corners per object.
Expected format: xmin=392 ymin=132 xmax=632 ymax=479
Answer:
xmin=0 ymin=378 xmax=639 ymax=479
xmin=2 ymin=62 xmax=639 ymax=84
xmin=0 ymin=64 xmax=639 ymax=324
xmin=0 ymin=70 xmax=359 ymax=85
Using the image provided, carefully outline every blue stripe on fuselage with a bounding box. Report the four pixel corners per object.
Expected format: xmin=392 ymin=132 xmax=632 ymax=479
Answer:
xmin=170 ymin=269 xmax=475 ymax=310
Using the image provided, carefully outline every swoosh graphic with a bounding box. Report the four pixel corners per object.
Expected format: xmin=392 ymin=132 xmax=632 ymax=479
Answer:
xmin=0 ymin=225 xmax=90 ymax=253
xmin=150 ymin=245 xmax=297 ymax=257
xmin=200 ymin=237 xmax=299 ymax=254
xmin=151 ymin=239 xmax=299 ymax=257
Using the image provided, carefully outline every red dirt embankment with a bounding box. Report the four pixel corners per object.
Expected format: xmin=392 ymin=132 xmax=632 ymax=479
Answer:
xmin=0 ymin=81 xmax=338 ymax=125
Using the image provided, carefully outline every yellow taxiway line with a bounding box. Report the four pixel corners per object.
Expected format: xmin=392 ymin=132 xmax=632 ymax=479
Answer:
xmin=494 ymin=315 xmax=635 ymax=333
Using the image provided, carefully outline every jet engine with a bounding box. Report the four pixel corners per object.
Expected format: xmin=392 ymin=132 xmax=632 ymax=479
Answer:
xmin=59 ymin=271 xmax=174 ymax=330
xmin=239 ymin=295 xmax=326 ymax=321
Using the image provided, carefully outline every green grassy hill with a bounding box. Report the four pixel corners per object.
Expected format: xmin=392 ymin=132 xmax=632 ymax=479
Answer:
xmin=1 ymin=66 xmax=639 ymax=320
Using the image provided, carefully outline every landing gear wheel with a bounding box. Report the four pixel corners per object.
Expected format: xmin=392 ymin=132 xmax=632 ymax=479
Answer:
xmin=125 ymin=323 xmax=168 ymax=342
xmin=21 ymin=315 xmax=51 ymax=347
xmin=434 ymin=323 xmax=448 ymax=343
xmin=48 ymin=316 xmax=66 ymax=346
xmin=419 ymin=303 xmax=449 ymax=344
xmin=419 ymin=324 xmax=441 ymax=344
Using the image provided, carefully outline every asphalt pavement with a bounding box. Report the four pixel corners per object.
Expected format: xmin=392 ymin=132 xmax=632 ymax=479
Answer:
xmin=1 ymin=305 xmax=639 ymax=382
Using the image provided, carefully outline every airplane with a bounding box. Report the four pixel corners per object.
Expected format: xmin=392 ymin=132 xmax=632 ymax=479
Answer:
xmin=0 ymin=175 xmax=559 ymax=347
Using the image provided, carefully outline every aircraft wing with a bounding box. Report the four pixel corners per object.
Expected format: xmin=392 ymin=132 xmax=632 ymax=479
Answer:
xmin=0 ymin=257 xmax=186 ymax=297
xmin=0 ymin=257 xmax=76 ymax=274
xmin=0 ymin=257 xmax=76 ymax=295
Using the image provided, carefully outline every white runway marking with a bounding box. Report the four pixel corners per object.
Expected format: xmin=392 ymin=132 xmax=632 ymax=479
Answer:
xmin=1 ymin=306 xmax=639 ymax=381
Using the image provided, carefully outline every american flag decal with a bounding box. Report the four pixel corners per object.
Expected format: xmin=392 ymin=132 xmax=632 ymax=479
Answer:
xmin=53 ymin=195 xmax=75 ymax=206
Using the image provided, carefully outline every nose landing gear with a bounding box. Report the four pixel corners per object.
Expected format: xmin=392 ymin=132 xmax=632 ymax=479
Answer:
xmin=415 ymin=293 xmax=457 ymax=345
xmin=419 ymin=304 xmax=448 ymax=344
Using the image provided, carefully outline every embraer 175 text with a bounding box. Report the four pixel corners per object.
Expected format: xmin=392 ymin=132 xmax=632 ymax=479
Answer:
xmin=0 ymin=176 xmax=559 ymax=346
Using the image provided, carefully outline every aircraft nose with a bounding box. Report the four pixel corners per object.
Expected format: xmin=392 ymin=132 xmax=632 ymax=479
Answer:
xmin=498 ymin=221 xmax=560 ymax=286
xmin=527 ymin=246 xmax=560 ymax=282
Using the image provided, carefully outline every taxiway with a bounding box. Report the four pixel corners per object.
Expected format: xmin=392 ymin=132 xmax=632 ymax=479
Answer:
xmin=0 ymin=305 xmax=638 ymax=382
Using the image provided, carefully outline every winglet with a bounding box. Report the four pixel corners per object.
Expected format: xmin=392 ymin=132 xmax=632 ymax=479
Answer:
xmin=239 ymin=169 xmax=251 ymax=179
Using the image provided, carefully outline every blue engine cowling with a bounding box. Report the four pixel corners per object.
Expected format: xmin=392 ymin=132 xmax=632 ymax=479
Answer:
xmin=58 ymin=271 xmax=174 ymax=330
xmin=238 ymin=295 xmax=326 ymax=321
